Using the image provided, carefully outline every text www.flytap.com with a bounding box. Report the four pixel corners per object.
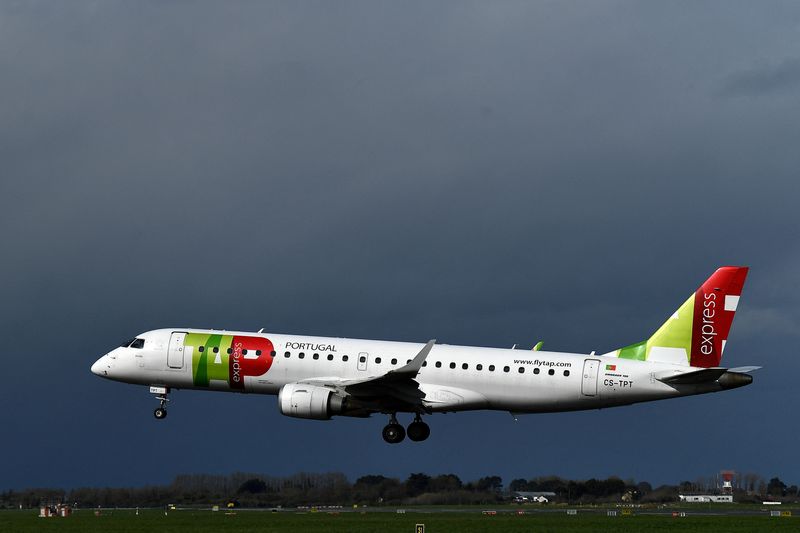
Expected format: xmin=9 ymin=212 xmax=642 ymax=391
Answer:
xmin=513 ymin=359 xmax=572 ymax=367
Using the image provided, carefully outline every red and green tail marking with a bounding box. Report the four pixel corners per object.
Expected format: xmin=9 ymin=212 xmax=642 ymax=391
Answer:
xmin=609 ymin=266 xmax=748 ymax=367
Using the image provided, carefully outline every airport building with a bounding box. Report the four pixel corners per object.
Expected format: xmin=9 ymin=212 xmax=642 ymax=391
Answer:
xmin=679 ymin=494 xmax=734 ymax=503
xmin=678 ymin=470 xmax=736 ymax=503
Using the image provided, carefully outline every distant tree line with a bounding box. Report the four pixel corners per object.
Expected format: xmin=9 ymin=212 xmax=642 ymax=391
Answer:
xmin=1 ymin=471 xmax=796 ymax=509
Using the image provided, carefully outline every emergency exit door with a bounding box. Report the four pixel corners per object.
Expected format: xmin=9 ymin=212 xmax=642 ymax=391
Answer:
xmin=581 ymin=359 xmax=600 ymax=396
xmin=168 ymin=332 xmax=187 ymax=369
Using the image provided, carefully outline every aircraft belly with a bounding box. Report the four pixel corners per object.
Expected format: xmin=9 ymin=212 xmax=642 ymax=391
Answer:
xmin=419 ymin=384 xmax=489 ymax=412
xmin=495 ymin=387 xmax=577 ymax=412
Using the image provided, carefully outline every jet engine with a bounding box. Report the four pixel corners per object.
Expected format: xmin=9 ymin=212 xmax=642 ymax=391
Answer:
xmin=278 ymin=383 xmax=347 ymax=420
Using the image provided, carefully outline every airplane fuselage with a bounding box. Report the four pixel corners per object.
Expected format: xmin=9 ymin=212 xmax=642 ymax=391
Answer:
xmin=90 ymin=267 xmax=753 ymax=443
xmin=92 ymin=328 xmax=743 ymax=415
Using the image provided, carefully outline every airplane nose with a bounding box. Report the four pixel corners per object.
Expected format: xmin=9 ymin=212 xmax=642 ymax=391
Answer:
xmin=91 ymin=356 xmax=108 ymax=377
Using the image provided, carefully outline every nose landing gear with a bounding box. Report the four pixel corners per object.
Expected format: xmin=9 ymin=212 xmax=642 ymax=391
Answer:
xmin=150 ymin=386 xmax=170 ymax=420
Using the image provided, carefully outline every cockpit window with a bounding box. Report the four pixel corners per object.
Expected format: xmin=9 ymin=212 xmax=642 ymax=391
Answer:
xmin=129 ymin=338 xmax=145 ymax=349
xmin=120 ymin=337 xmax=137 ymax=348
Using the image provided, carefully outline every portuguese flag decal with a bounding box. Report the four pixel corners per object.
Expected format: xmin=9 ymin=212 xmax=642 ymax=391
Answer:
xmin=605 ymin=364 xmax=617 ymax=371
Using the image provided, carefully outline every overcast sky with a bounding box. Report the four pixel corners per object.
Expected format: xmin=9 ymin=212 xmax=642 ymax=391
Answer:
xmin=2 ymin=1 xmax=799 ymax=490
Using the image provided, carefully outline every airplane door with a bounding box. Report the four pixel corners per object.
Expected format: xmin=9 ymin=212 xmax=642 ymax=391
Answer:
xmin=581 ymin=359 xmax=600 ymax=396
xmin=357 ymin=352 xmax=369 ymax=371
xmin=168 ymin=332 xmax=187 ymax=369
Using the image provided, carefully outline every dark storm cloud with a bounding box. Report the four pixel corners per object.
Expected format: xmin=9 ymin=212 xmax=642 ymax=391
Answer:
xmin=720 ymin=58 xmax=800 ymax=97
xmin=2 ymin=1 xmax=800 ymax=489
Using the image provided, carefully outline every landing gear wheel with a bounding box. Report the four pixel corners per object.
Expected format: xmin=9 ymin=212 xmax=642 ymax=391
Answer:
xmin=407 ymin=420 xmax=430 ymax=442
xmin=151 ymin=386 xmax=170 ymax=420
xmin=382 ymin=423 xmax=406 ymax=444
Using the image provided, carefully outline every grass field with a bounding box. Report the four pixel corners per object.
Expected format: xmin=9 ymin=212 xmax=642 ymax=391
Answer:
xmin=1 ymin=508 xmax=798 ymax=533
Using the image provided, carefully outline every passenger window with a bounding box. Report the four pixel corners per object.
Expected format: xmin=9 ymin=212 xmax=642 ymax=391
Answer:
xmin=343 ymin=355 xmax=349 ymax=362
xmin=435 ymin=361 xmax=442 ymax=368
xmin=327 ymin=354 xmax=333 ymax=361
xmin=376 ymin=357 xmax=382 ymax=364
xmin=213 ymin=347 xmax=219 ymax=353
xmin=227 ymin=348 xmax=232 ymax=354
xmin=564 ymin=370 xmax=570 ymax=376
xmin=449 ymin=362 xmax=456 ymax=369
xmin=284 ymin=351 xmax=291 ymax=358
xmin=407 ymin=359 xmax=411 ymax=364
xmin=518 ymin=367 xmax=524 ymax=374
xmin=391 ymin=358 xmax=397 ymax=365
xmin=299 ymin=352 xmax=305 ymax=359
xmin=489 ymin=365 xmax=495 ymax=371
xmin=422 ymin=361 xmax=427 ymax=367
xmin=198 ymin=346 xmax=205 ymax=352
xmin=242 ymin=349 xmax=247 ymax=355
xmin=533 ymin=368 xmax=540 ymax=374
xmin=359 ymin=355 xmax=366 ymax=363
xmin=503 ymin=366 xmax=510 ymax=373
xmin=270 ymin=351 xmax=276 ymax=357
xmin=548 ymin=369 xmax=555 ymax=375
xmin=462 ymin=363 xmax=468 ymax=370
xmin=313 ymin=353 xmax=318 ymax=359
xmin=476 ymin=364 xmax=483 ymax=371
xmin=256 ymin=350 xmax=261 ymax=356
xmin=129 ymin=338 xmax=145 ymax=349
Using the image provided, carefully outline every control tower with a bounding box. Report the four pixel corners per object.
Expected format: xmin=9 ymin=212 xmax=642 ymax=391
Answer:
xmin=720 ymin=470 xmax=735 ymax=495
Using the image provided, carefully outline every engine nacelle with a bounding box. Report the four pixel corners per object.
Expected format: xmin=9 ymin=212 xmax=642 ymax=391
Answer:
xmin=278 ymin=383 xmax=347 ymax=420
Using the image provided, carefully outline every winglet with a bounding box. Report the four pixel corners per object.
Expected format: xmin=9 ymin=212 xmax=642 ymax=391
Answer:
xmin=389 ymin=339 xmax=436 ymax=379
xmin=532 ymin=341 xmax=543 ymax=351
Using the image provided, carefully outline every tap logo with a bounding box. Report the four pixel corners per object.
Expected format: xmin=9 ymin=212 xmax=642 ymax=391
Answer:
xmin=187 ymin=333 xmax=274 ymax=390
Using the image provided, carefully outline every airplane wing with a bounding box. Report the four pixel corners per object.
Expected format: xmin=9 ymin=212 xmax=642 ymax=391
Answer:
xmin=298 ymin=339 xmax=436 ymax=412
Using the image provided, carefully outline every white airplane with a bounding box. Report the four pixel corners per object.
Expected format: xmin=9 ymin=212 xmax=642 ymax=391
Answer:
xmin=91 ymin=266 xmax=755 ymax=443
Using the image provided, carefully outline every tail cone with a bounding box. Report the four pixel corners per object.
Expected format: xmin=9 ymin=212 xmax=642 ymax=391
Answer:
xmin=718 ymin=371 xmax=753 ymax=390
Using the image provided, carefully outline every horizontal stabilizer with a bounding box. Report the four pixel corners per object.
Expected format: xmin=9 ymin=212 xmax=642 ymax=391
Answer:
xmin=657 ymin=367 xmax=728 ymax=385
xmin=727 ymin=366 xmax=761 ymax=373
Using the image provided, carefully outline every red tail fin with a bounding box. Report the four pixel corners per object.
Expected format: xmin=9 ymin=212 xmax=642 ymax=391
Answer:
xmin=689 ymin=266 xmax=748 ymax=367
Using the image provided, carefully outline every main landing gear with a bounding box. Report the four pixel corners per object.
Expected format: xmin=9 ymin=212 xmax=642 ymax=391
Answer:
xmin=407 ymin=414 xmax=431 ymax=442
xmin=382 ymin=414 xmax=430 ymax=444
xmin=150 ymin=386 xmax=170 ymax=420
